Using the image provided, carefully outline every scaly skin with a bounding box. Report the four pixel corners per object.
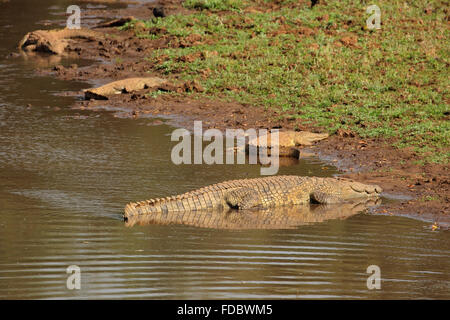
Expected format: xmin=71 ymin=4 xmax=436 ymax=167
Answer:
xmin=124 ymin=176 xmax=382 ymax=220
xmin=84 ymin=77 xmax=167 ymax=100
xmin=247 ymin=131 xmax=329 ymax=148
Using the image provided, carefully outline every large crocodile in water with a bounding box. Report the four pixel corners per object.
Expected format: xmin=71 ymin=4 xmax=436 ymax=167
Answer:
xmin=124 ymin=176 xmax=382 ymax=223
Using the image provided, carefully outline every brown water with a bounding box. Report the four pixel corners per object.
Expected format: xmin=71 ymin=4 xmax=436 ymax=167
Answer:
xmin=0 ymin=0 xmax=449 ymax=299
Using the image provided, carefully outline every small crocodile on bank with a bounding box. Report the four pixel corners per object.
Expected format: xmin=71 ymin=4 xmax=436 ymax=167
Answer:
xmin=124 ymin=176 xmax=382 ymax=221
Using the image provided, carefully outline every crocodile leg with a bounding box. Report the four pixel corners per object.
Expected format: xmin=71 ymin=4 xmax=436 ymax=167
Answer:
xmin=310 ymin=191 xmax=343 ymax=204
xmin=224 ymin=188 xmax=262 ymax=210
xmin=281 ymin=185 xmax=311 ymax=205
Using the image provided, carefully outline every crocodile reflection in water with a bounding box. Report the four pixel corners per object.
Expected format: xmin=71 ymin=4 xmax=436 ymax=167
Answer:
xmin=125 ymin=198 xmax=381 ymax=229
xmin=125 ymin=176 xmax=382 ymax=222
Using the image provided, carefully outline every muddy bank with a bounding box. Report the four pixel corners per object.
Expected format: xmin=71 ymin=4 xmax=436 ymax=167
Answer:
xmin=17 ymin=0 xmax=449 ymax=228
xmin=308 ymin=135 xmax=449 ymax=228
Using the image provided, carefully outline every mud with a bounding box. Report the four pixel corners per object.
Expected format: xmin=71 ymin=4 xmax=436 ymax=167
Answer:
xmin=17 ymin=0 xmax=449 ymax=228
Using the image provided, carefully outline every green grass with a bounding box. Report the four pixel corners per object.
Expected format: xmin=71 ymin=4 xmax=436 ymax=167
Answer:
xmin=183 ymin=0 xmax=244 ymax=11
xmin=420 ymin=195 xmax=440 ymax=202
xmin=124 ymin=0 xmax=449 ymax=163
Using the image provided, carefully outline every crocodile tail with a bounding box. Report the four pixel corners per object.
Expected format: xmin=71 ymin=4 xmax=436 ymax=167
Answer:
xmin=124 ymin=202 xmax=139 ymax=220
xmin=124 ymin=196 xmax=178 ymax=220
xmin=124 ymin=200 xmax=158 ymax=220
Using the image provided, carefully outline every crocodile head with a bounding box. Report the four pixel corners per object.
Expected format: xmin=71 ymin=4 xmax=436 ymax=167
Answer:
xmin=311 ymin=178 xmax=382 ymax=204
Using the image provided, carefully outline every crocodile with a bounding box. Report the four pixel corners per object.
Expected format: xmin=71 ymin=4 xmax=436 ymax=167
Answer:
xmin=247 ymin=130 xmax=329 ymax=148
xmin=84 ymin=77 xmax=168 ymax=100
xmin=241 ymin=130 xmax=329 ymax=158
xmin=124 ymin=176 xmax=382 ymax=221
xmin=19 ymin=28 xmax=102 ymax=55
xmin=125 ymin=198 xmax=381 ymax=229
